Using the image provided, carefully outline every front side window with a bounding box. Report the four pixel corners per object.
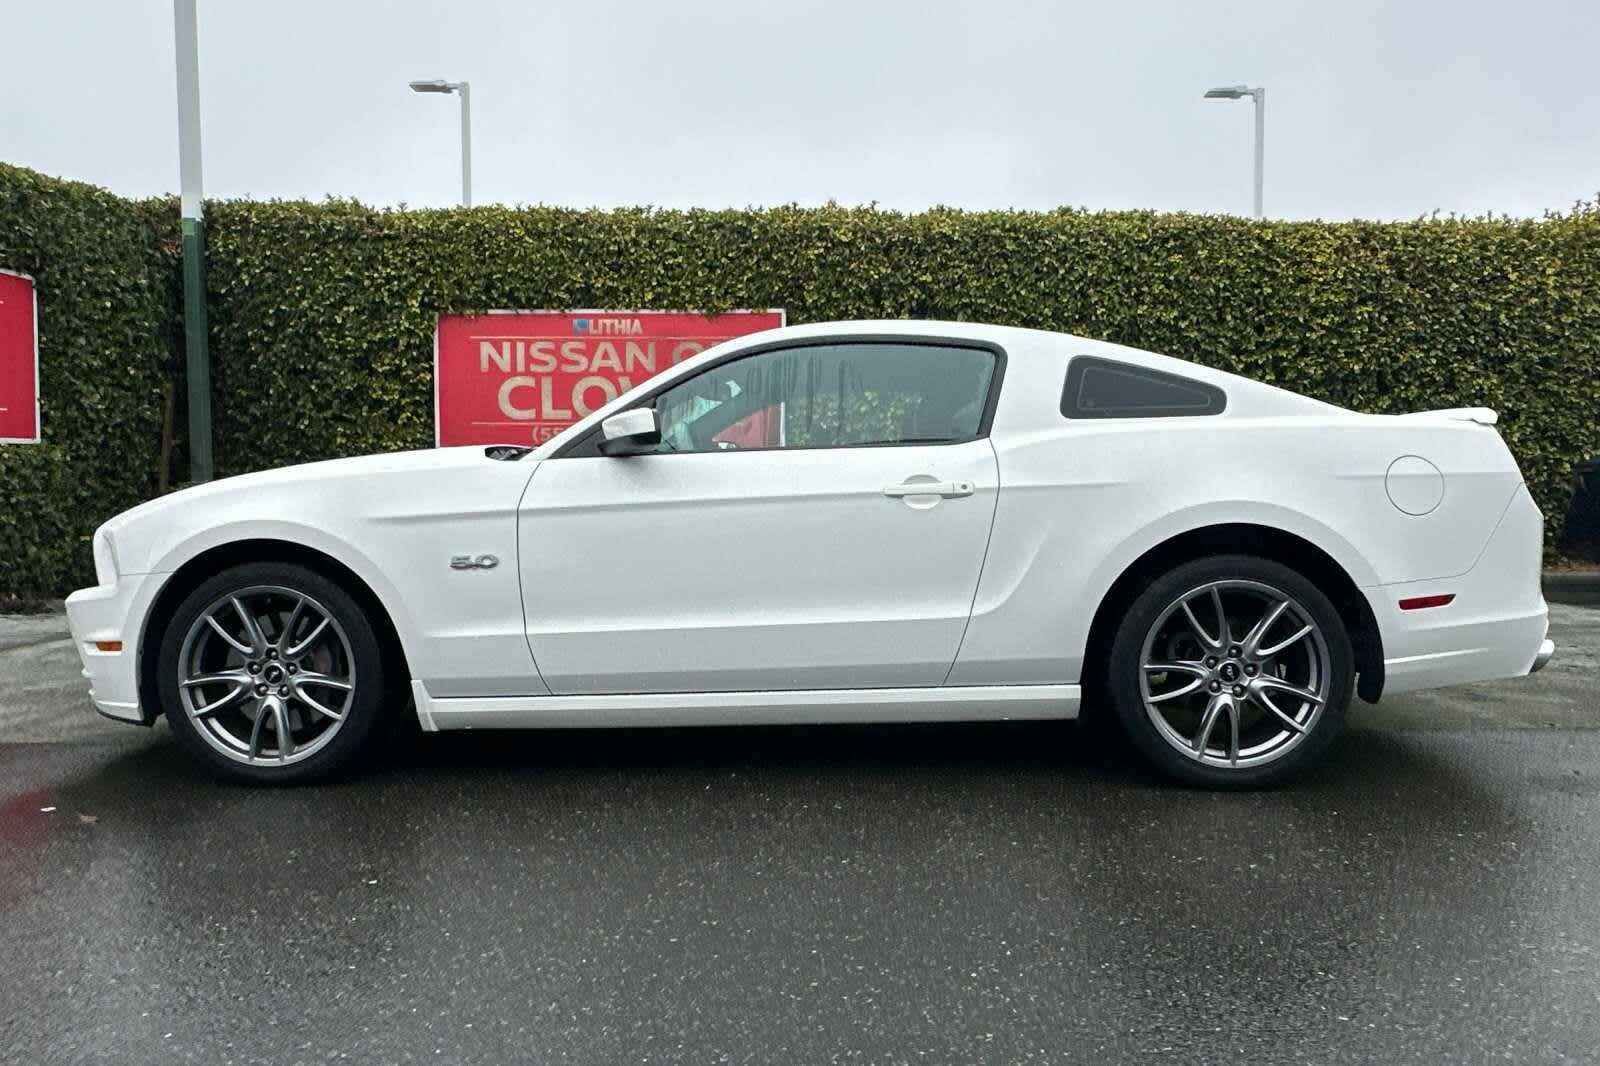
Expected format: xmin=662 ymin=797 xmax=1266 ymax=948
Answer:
xmin=1061 ymin=356 xmax=1226 ymax=418
xmin=649 ymin=342 xmax=997 ymax=453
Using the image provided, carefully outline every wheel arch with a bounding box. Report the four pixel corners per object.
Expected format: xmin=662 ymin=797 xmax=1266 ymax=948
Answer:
xmin=136 ymin=538 xmax=413 ymax=723
xmin=1081 ymin=523 xmax=1385 ymax=707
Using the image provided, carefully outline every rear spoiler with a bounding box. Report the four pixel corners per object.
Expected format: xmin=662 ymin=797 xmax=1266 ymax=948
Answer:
xmin=1398 ymin=406 xmax=1499 ymax=426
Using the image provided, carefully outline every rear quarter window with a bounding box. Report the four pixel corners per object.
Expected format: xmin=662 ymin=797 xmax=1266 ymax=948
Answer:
xmin=1061 ymin=356 xmax=1227 ymax=418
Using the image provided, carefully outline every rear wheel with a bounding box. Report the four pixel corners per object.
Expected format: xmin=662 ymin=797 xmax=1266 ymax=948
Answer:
xmin=157 ymin=562 xmax=389 ymax=784
xmin=1107 ymin=554 xmax=1353 ymax=788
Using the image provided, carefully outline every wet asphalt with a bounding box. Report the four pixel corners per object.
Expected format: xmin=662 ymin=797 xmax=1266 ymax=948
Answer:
xmin=2 ymin=607 xmax=1598 ymax=1064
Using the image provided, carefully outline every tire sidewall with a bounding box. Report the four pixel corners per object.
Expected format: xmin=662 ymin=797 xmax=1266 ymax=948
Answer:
xmin=1108 ymin=554 xmax=1354 ymax=789
xmin=157 ymin=562 xmax=388 ymax=785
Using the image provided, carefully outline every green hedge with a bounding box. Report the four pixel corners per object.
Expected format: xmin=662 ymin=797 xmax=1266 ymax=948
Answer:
xmin=4 ymin=160 xmax=1599 ymax=601
xmin=0 ymin=165 xmax=175 ymax=605
xmin=204 ymin=199 xmax=1600 ymax=540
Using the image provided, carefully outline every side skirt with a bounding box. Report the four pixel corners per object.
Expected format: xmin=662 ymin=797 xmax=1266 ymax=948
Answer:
xmin=411 ymin=680 xmax=1080 ymax=732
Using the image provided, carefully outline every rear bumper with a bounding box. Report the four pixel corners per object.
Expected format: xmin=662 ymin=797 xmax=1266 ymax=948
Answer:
xmin=63 ymin=573 xmax=161 ymax=725
xmin=1366 ymin=484 xmax=1550 ymax=696
xmin=1375 ymin=604 xmax=1549 ymax=695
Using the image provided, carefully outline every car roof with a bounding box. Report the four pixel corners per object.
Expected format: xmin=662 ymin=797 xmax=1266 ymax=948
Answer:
xmin=722 ymin=319 xmax=1347 ymax=417
xmin=719 ymin=319 xmax=1267 ymax=388
xmin=531 ymin=319 xmax=1343 ymax=458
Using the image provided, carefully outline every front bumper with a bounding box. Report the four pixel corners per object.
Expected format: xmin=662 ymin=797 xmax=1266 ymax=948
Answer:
xmin=63 ymin=573 xmax=161 ymax=724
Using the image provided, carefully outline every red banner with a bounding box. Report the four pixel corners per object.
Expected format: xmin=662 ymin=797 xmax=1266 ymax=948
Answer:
xmin=434 ymin=310 xmax=785 ymax=447
xmin=0 ymin=270 xmax=39 ymax=444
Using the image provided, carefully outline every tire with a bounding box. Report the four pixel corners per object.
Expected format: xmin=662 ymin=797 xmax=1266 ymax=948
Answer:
xmin=1107 ymin=554 xmax=1353 ymax=789
xmin=157 ymin=561 xmax=390 ymax=785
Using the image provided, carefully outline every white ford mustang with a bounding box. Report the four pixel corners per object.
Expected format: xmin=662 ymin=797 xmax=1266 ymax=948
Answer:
xmin=66 ymin=320 xmax=1554 ymax=786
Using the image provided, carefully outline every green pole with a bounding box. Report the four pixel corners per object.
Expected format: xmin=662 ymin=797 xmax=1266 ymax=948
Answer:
xmin=180 ymin=215 xmax=213 ymax=482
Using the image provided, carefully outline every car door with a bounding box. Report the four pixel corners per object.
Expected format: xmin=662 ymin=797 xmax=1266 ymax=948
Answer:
xmin=517 ymin=338 xmax=1005 ymax=695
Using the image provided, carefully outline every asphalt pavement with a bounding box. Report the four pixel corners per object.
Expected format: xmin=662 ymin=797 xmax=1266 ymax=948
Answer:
xmin=2 ymin=606 xmax=1598 ymax=1064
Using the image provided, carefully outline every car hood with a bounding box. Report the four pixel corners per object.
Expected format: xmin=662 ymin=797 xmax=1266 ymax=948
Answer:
xmin=98 ymin=446 xmax=527 ymax=575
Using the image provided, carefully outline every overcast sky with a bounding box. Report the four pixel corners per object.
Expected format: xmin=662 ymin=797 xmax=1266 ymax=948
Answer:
xmin=5 ymin=0 xmax=1596 ymax=220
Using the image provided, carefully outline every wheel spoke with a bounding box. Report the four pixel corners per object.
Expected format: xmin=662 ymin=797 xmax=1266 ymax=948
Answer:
xmin=1225 ymin=695 xmax=1240 ymax=766
xmin=1248 ymin=686 xmax=1309 ymax=734
xmin=248 ymin=702 xmax=269 ymax=758
xmin=1193 ymin=694 xmax=1226 ymax=754
xmin=271 ymin=698 xmax=293 ymax=761
xmin=1254 ymin=675 xmax=1324 ymax=708
xmin=1149 ymin=676 xmax=1206 ymax=704
xmin=1241 ymin=599 xmax=1289 ymax=658
xmin=1146 ymin=660 xmax=1208 ymax=706
xmin=1259 ymin=623 xmax=1314 ymax=658
xmin=230 ymin=596 xmax=269 ymax=655
xmin=1180 ymin=599 xmax=1224 ymax=650
xmin=189 ymin=682 xmax=250 ymax=718
xmin=1210 ymin=586 xmax=1230 ymax=646
xmin=1145 ymin=661 xmax=1208 ymax=678
xmin=295 ymin=671 xmax=352 ymax=692
xmin=283 ymin=615 xmax=330 ymax=658
xmin=292 ymin=684 xmax=346 ymax=722
xmin=181 ymin=668 xmax=253 ymax=690
xmin=204 ymin=614 xmax=253 ymax=655
xmin=278 ymin=595 xmax=306 ymax=654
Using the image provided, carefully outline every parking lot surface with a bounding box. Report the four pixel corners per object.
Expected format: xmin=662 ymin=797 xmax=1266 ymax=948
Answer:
xmin=2 ymin=606 xmax=1597 ymax=1064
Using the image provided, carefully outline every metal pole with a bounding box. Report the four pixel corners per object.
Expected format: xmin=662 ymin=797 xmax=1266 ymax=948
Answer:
xmin=173 ymin=0 xmax=213 ymax=482
xmin=458 ymin=81 xmax=472 ymax=207
xmin=1252 ymin=88 xmax=1265 ymax=221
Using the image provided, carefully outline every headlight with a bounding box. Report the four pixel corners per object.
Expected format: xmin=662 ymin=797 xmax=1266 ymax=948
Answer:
xmin=92 ymin=528 xmax=119 ymax=586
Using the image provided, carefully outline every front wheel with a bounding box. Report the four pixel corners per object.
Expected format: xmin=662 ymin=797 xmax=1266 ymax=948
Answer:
xmin=1107 ymin=555 xmax=1353 ymax=789
xmin=157 ymin=562 xmax=390 ymax=784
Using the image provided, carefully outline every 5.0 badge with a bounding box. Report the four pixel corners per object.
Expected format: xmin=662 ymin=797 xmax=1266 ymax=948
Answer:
xmin=449 ymin=554 xmax=499 ymax=571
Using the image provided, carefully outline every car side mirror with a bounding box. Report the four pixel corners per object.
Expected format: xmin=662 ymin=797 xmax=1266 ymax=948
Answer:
xmin=597 ymin=407 xmax=661 ymax=456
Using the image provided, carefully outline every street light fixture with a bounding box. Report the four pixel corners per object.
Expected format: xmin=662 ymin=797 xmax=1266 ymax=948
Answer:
xmin=1203 ymin=84 xmax=1265 ymax=220
xmin=409 ymin=78 xmax=472 ymax=207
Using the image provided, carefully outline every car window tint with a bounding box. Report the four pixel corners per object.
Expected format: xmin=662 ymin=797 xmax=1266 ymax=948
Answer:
xmin=1061 ymin=356 xmax=1226 ymax=418
xmin=652 ymin=342 xmax=996 ymax=452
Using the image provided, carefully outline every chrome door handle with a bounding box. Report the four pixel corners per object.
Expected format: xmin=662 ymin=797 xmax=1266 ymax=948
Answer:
xmin=882 ymin=480 xmax=975 ymax=499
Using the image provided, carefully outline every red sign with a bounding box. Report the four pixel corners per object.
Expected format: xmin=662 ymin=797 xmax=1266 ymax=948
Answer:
xmin=0 ymin=270 xmax=40 ymax=444
xmin=434 ymin=310 xmax=785 ymax=447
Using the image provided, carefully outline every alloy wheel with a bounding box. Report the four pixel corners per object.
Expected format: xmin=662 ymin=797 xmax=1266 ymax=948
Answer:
xmin=1138 ymin=579 xmax=1331 ymax=769
xmin=176 ymin=585 xmax=357 ymax=767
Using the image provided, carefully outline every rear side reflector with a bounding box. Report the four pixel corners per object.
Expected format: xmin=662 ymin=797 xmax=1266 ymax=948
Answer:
xmin=92 ymin=641 xmax=123 ymax=652
xmin=1398 ymin=594 xmax=1455 ymax=611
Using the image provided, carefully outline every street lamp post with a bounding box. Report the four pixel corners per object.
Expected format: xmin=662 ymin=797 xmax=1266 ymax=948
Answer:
xmin=1203 ymin=84 xmax=1265 ymax=220
xmin=174 ymin=0 xmax=213 ymax=481
xmin=409 ymin=79 xmax=472 ymax=207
